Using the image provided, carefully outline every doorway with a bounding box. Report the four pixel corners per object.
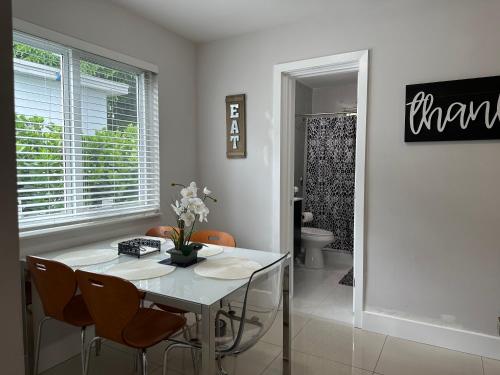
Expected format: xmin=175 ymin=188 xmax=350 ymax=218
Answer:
xmin=272 ymin=50 xmax=369 ymax=327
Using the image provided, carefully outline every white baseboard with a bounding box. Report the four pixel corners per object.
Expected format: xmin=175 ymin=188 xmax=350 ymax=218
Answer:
xmin=363 ymin=311 xmax=500 ymax=360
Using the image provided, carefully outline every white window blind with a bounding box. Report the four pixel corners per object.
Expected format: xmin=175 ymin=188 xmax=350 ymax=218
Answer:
xmin=13 ymin=31 xmax=160 ymax=233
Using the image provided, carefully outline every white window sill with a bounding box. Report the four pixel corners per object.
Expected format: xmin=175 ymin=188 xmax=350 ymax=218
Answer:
xmin=19 ymin=211 xmax=161 ymax=239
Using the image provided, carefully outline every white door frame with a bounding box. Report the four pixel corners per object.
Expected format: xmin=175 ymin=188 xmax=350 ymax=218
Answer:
xmin=272 ymin=50 xmax=369 ymax=327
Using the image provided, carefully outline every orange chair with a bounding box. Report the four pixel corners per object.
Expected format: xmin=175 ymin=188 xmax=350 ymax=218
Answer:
xmin=27 ymin=256 xmax=94 ymax=375
xmin=145 ymin=226 xmax=177 ymax=239
xmin=76 ymin=270 xmax=186 ymax=375
xmin=189 ymin=229 xmax=236 ymax=247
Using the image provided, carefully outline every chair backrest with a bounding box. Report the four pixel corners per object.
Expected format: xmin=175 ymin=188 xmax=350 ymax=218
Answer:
xmin=75 ymin=270 xmax=140 ymax=344
xmin=217 ymin=253 xmax=288 ymax=355
xmin=27 ymin=256 xmax=77 ymax=321
xmin=145 ymin=226 xmax=177 ymax=239
xmin=190 ymin=230 xmax=236 ymax=247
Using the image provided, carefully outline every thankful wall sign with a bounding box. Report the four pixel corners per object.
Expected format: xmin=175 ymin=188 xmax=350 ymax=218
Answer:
xmin=405 ymin=75 xmax=500 ymax=142
xmin=226 ymin=94 xmax=246 ymax=158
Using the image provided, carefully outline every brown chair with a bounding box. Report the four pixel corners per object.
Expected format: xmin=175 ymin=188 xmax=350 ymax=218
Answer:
xmin=145 ymin=226 xmax=178 ymax=239
xmin=189 ymin=229 xmax=236 ymax=247
xmin=75 ymin=270 xmax=186 ymax=375
xmin=27 ymin=256 xmax=94 ymax=375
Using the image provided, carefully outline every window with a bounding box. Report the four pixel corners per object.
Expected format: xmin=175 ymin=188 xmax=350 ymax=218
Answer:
xmin=13 ymin=31 xmax=159 ymax=233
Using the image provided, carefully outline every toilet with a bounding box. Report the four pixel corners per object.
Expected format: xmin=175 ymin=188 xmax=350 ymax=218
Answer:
xmin=301 ymin=227 xmax=335 ymax=269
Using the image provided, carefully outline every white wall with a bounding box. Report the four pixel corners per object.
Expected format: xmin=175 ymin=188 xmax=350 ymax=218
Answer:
xmin=197 ymin=0 xmax=500 ymax=342
xmin=294 ymin=81 xmax=312 ymax=195
xmin=0 ymin=1 xmax=26 ymax=373
xmin=312 ymin=81 xmax=357 ymax=113
xmin=13 ymin=0 xmax=197 ymax=370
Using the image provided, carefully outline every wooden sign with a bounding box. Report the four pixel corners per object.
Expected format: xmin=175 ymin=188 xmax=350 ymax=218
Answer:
xmin=405 ymin=75 xmax=500 ymax=142
xmin=226 ymin=94 xmax=246 ymax=158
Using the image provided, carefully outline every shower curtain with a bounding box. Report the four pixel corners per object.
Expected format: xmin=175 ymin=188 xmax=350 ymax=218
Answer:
xmin=303 ymin=115 xmax=357 ymax=254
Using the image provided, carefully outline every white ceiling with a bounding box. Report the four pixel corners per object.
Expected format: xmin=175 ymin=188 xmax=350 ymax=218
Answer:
xmin=298 ymin=71 xmax=358 ymax=89
xmin=108 ymin=0 xmax=334 ymax=42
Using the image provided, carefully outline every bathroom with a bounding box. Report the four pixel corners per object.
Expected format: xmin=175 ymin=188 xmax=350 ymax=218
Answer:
xmin=293 ymin=71 xmax=358 ymax=325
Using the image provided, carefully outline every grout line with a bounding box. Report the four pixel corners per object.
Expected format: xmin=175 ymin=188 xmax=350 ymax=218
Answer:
xmin=373 ymin=335 xmax=388 ymax=373
xmin=289 ymin=346 xmax=378 ymax=373
xmin=292 ymin=315 xmax=311 ymax=340
xmin=258 ymin=349 xmax=283 ymax=375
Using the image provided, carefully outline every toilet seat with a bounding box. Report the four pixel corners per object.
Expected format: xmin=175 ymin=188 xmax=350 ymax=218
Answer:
xmin=301 ymin=227 xmax=333 ymax=237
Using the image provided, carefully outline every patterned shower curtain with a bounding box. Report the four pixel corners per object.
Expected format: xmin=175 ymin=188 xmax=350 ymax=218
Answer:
xmin=303 ymin=115 xmax=357 ymax=254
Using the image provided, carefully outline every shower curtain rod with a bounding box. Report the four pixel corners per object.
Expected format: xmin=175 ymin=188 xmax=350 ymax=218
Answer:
xmin=295 ymin=111 xmax=357 ymax=117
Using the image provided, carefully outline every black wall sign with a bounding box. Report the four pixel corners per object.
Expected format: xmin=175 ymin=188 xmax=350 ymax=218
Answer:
xmin=405 ymin=75 xmax=500 ymax=142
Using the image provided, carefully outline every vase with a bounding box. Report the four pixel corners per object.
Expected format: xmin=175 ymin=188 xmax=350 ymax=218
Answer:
xmin=168 ymin=246 xmax=198 ymax=266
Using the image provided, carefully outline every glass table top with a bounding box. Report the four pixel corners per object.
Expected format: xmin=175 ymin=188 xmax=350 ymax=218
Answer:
xmin=26 ymin=235 xmax=284 ymax=306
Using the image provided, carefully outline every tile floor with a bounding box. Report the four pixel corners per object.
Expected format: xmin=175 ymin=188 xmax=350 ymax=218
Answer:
xmin=41 ymin=313 xmax=500 ymax=375
xmin=293 ymin=259 xmax=354 ymax=325
xmin=41 ymin=260 xmax=500 ymax=375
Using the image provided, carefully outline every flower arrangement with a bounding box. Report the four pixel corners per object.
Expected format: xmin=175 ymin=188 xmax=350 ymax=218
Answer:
xmin=169 ymin=182 xmax=216 ymax=257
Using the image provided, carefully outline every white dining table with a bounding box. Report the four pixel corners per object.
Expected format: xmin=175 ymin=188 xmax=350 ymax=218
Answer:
xmin=20 ymin=236 xmax=291 ymax=375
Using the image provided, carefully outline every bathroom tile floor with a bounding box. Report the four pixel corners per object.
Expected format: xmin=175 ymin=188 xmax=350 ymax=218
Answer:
xmin=41 ymin=261 xmax=500 ymax=375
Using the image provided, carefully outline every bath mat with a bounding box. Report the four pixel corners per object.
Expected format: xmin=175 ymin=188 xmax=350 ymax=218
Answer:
xmin=339 ymin=268 xmax=354 ymax=287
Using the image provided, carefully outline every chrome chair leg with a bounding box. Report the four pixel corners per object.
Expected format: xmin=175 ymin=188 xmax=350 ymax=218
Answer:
xmin=80 ymin=327 xmax=87 ymax=375
xmin=163 ymin=343 xmax=197 ymax=375
xmin=95 ymin=337 xmax=101 ymax=357
xmin=33 ymin=317 xmax=51 ymax=375
xmin=217 ymin=354 xmax=228 ymax=375
xmin=141 ymin=349 xmax=148 ymax=375
xmin=84 ymin=336 xmax=101 ymax=375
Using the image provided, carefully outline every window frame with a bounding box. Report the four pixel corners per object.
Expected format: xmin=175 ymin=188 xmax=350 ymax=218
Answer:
xmin=13 ymin=23 xmax=160 ymax=237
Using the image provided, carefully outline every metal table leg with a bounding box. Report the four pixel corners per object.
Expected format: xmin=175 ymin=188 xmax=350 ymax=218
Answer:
xmin=283 ymin=262 xmax=291 ymax=375
xmin=201 ymin=303 xmax=217 ymax=375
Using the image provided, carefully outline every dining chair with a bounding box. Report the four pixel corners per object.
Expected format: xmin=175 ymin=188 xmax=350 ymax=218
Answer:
xmin=189 ymin=229 xmax=236 ymax=247
xmin=145 ymin=225 xmax=178 ymax=239
xmin=75 ymin=270 xmax=186 ymax=375
xmin=26 ymin=256 xmax=94 ymax=375
xmin=164 ymin=253 xmax=288 ymax=375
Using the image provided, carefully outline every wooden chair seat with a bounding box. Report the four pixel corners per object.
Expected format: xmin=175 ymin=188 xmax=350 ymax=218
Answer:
xmin=63 ymin=294 xmax=94 ymax=327
xmin=122 ymin=308 xmax=186 ymax=349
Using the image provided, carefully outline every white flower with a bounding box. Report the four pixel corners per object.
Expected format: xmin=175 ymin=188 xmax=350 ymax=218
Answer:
xmin=198 ymin=206 xmax=209 ymax=222
xmin=170 ymin=200 xmax=182 ymax=216
xmin=180 ymin=212 xmax=195 ymax=227
xmin=181 ymin=182 xmax=198 ymax=198
xmin=194 ymin=204 xmax=206 ymax=216
xmin=172 ymin=181 xmax=213 ymax=226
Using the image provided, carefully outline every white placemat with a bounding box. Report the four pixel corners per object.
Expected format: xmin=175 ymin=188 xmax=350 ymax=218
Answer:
xmin=197 ymin=244 xmax=224 ymax=257
xmin=110 ymin=236 xmax=167 ymax=248
xmin=105 ymin=259 xmax=175 ymax=281
xmin=194 ymin=257 xmax=262 ymax=280
xmin=54 ymin=249 xmax=119 ymax=267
